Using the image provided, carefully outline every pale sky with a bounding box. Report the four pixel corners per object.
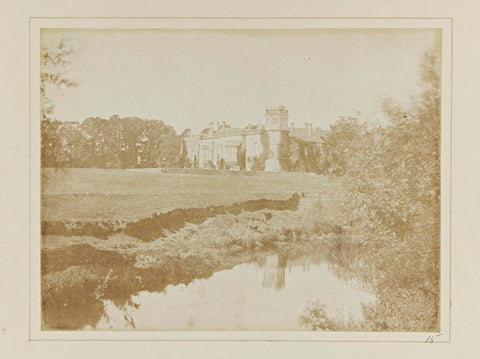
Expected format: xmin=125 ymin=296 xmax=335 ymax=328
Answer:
xmin=41 ymin=28 xmax=440 ymax=133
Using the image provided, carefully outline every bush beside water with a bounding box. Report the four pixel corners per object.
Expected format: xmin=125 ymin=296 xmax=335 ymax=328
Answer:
xmin=299 ymin=49 xmax=441 ymax=332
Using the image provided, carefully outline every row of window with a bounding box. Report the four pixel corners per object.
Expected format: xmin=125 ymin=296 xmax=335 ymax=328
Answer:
xmin=199 ymin=144 xmax=239 ymax=162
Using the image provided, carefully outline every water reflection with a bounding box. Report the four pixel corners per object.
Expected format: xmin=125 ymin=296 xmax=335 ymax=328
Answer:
xmin=91 ymin=252 xmax=373 ymax=330
xmin=262 ymin=254 xmax=286 ymax=290
xmin=42 ymin=242 xmax=376 ymax=331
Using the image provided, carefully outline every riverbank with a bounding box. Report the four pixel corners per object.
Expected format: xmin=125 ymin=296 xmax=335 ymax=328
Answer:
xmin=41 ymin=174 xmax=440 ymax=332
xmin=41 ymin=191 xmax=337 ymax=330
xmin=41 ymin=193 xmax=302 ymax=241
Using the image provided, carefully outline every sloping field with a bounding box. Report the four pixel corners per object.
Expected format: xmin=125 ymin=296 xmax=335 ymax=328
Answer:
xmin=41 ymin=168 xmax=331 ymax=221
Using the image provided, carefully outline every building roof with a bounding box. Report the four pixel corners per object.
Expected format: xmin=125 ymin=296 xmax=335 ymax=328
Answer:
xmin=199 ymin=125 xmax=263 ymax=139
xmin=288 ymin=128 xmax=327 ymax=143
xmin=195 ymin=123 xmax=327 ymax=143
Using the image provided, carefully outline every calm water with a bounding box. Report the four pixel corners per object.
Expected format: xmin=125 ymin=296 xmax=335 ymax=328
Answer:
xmin=86 ymin=252 xmax=375 ymax=331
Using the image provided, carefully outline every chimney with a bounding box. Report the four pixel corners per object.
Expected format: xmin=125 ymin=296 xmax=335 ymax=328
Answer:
xmin=222 ymin=121 xmax=226 ymax=133
xmin=209 ymin=122 xmax=214 ymax=133
xmin=308 ymin=123 xmax=312 ymax=137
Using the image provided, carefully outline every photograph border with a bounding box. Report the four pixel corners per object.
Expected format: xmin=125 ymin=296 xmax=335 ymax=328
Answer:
xmin=29 ymin=17 xmax=453 ymax=342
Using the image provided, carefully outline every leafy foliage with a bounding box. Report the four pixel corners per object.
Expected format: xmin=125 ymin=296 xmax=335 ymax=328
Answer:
xmin=236 ymin=143 xmax=246 ymax=170
xmin=299 ymin=299 xmax=359 ymax=331
xmin=306 ymin=49 xmax=442 ymax=331
xmin=248 ymin=130 xmax=322 ymax=172
xmin=41 ymin=116 xmax=182 ymax=169
xmin=250 ymin=131 xmax=270 ymax=171
xmin=40 ymin=38 xmax=78 ymax=122
xmin=287 ymin=137 xmax=323 ymax=173
xmin=320 ymin=49 xmax=440 ymax=238
xmin=299 ymin=300 xmax=340 ymax=331
xmin=40 ymin=38 xmax=79 ymax=168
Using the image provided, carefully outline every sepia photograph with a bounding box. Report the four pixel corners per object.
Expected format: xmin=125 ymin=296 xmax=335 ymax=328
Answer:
xmin=33 ymin=19 xmax=450 ymax=337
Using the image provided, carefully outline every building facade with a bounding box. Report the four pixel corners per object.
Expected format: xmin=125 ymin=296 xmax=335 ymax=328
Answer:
xmin=183 ymin=106 xmax=325 ymax=172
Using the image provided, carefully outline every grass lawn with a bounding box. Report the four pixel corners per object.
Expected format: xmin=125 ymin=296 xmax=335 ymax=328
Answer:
xmin=41 ymin=168 xmax=331 ymax=221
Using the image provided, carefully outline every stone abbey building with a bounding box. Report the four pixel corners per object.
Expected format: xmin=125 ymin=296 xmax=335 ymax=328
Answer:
xmin=183 ymin=106 xmax=326 ymax=171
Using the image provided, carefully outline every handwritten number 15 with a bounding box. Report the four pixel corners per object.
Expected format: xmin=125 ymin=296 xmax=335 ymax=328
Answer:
xmin=425 ymin=333 xmax=443 ymax=343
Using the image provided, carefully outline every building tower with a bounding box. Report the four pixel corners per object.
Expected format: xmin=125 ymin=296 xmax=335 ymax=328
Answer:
xmin=264 ymin=105 xmax=289 ymax=171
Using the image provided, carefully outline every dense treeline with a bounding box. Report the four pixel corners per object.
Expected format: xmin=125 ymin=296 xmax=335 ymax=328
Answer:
xmin=41 ymin=116 xmax=186 ymax=169
xmin=42 ymin=115 xmax=325 ymax=171
xmin=40 ymin=40 xmax=186 ymax=170
xmin=301 ymin=49 xmax=441 ymax=331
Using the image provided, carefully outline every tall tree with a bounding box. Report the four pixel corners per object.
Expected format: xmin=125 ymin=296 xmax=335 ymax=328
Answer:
xmin=304 ymin=48 xmax=442 ymax=332
xmin=40 ymin=38 xmax=78 ymax=121
xmin=40 ymin=38 xmax=78 ymax=168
